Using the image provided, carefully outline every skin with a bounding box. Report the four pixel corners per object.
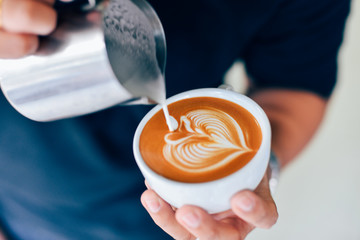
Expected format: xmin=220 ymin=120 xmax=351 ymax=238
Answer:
xmin=0 ymin=1 xmax=328 ymax=239
xmin=0 ymin=0 xmax=56 ymax=58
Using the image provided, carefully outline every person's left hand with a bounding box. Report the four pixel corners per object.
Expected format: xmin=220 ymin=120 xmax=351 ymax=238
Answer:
xmin=141 ymin=169 xmax=278 ymax=240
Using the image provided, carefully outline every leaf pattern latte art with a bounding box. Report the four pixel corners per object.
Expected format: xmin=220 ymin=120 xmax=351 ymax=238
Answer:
xmin=163 ymin=108 xmax=254 ymax=173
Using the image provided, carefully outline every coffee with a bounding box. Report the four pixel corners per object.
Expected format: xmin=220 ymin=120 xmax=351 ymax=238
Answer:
xmin=139 ymin=97 xmax=262 ymax=183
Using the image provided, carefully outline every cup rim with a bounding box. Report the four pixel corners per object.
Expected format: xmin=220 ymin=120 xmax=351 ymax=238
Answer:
xmin=133 ymin=88 xmax=271 ymax=187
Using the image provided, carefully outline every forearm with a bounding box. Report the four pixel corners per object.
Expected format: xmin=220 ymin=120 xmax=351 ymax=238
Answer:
xmin=249 ymin=89 xmax=327 ymax=168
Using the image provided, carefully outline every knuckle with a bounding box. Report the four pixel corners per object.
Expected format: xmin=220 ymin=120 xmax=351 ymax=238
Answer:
xmin=262 ymin=217 xmax=277 ymax=229
xmin=153 ymin=212 xmax=173 ymax=229
xmin=262 ymin=205 xmax=279 ymax=229
xmin=17 ymin=35 xmax=38 ymax=55
xmin=4 ymin=34 xmax=38 ymax=58
xmin=252 ymin=200 xmax=279 ymax=229
xmin=270 ymin=209 xmax=279 ymax=226
xmin=42 ymin=8 xmax=57 ymax=34
xmin=178 ymin=233 xmax=193 ymax=240
xmin=203 ymin=229 xmax=219 ymax=240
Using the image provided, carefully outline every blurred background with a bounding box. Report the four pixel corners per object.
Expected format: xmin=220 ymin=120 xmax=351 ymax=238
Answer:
xmin=242 ymin=0 xmax=360 ymax=239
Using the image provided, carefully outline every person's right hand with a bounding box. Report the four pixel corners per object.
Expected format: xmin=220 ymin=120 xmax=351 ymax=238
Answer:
xmin=0 ymin=0 xmax=57 ymax=59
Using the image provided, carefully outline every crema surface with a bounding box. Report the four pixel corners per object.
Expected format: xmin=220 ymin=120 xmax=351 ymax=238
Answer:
xmin=140 ymin=97 xmax=262 ymax=183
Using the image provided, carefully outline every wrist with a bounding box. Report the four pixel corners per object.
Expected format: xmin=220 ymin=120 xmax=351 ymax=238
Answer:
xmin=268 ymin=150 xmax=280 ymax=196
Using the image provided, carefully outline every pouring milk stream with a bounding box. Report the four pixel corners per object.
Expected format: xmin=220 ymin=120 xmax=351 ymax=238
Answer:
xmin=104 ymin=0 xmax=177 ymax=131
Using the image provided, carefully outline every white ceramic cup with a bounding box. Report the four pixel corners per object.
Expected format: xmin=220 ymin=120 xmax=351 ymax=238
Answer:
xmin=133 ymin=88 xmax=271 ymax=213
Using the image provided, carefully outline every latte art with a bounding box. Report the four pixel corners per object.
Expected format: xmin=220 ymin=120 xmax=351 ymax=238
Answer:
xmin=139 ymin=97 xmax=262 ymax=183
xmin=163 ymin=108 xmax=253 ymax=173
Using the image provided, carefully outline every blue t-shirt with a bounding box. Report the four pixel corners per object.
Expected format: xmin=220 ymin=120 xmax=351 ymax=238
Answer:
xmin=0 ymin=0 xmax=350 ymax=239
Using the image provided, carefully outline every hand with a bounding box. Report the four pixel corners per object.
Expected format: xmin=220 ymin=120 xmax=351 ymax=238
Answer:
xmin=0 ymin=228 xmax=5 ymax=240
xmin=0 ymin=0 xmax=57 ymax=58
xmin=141 ymin=169 xmax=278 ymax=240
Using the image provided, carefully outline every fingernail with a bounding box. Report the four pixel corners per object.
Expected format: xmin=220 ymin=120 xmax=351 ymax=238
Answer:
xmin=182 ymin=212 xmax=200 ymax=229
xmin=145 ymin=198 xmax=161 ymax=213
xmin=236 ymin=196 xmax=254 ymax=212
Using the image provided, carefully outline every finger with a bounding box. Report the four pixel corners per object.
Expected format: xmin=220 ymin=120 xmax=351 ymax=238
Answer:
xmin=37 ymin=0 xmax=56 ymax=5
xmin=141 ymin=190 xmax=193 ymax=240
xmin=2 ymin=0 xmax=57 ymax=35
xmin=86 ymin=11 xmax=102 ymax=26
xmin=176 ymin=205 xmax=250 ymax=240
xmin=231 ymin=190 xmax=278 ymax=229
xmin=0 ymin=30 xmax=38 ymax=58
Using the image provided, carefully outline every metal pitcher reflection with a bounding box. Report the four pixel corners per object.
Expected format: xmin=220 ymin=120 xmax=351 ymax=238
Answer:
xmin=0 ymin=0 xmax=167 ymax=121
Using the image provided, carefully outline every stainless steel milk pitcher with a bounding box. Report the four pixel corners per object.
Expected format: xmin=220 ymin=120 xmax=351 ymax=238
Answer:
xmin=0 ymin=0 xmax=166 ymax=121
